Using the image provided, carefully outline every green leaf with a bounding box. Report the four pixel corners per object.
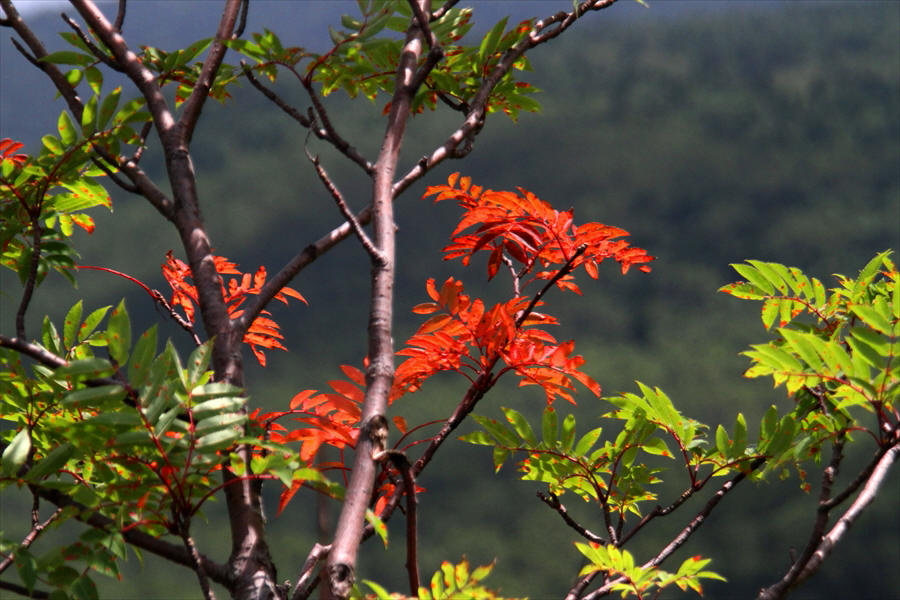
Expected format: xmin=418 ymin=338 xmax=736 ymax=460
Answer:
xmin=190 ymin=395 xmax=246 ymax=418
xmin=106 ymin=299 xmax=131 ymax=365
xmin=97 ymin=86 xmax=122 ymax=129
xmin=62 ymin=384 xmax=126 ymax=408
xmin=128 ymin=326 xmax=158 ymax=386
xmin=715 ymin=424 xmax=729 ymax=457
xmin=2 ymin=429 xmax=31 ymax=475
xmin=733 ymin=413 xmax=747 ymax=457
xmin=478 ymin=17 xmax=508 ymax=66
xmin=560 ymin=413 xmax=576 ymax=451
xmin=40 ymin=51 xmax=93 ymax=66
xmin=642 ymin=436 xmax=672 ymax=458
xmin=54 ymin=357 xmax=114 ymax=379
xmin=194 ymin=412 xmax=246 ymax=435
xmin=365 ymin=509 xmax=388 ymax=548
xmin=84 ymin=66 xmax=103 ymax=96
xmin=732 ymin=263 xmax=775 ymax=295
xmin=541 ymin=407 xmax=558 ymax=445
xmin=573 ymin=426 xmax=603 ymax=457
xmin=851 ymin=303 xmax=893 ymax=335
xmin=186 ymin=341 xmax=212 ymax=386
xmin=502 ymin=407 xmax=537 ymax=445
xmin=81 ymin=94 xmax=98 ymax=135
xmin=63 ymin=300 xmax=84 ymax=351
xmin=472 ymin=415 xmax=517 ymax=447
xmin=71 ymin=573 xmax=99 ymax=600
xmin=194 ymin=427 xmax=242 ymax=451
xmin=78 ymin=306 xmax=111 ymax=342
xmin=41 ymin=134 xmax=64 ymax=155
xmin=25 ymin=443 xmax=75 ymax=482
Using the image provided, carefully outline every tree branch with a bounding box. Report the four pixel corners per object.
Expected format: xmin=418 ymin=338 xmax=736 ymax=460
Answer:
xmin=3 ymin=0 xmax=173 ymax=218
xmin=538 ymin=491 xmax=606 ymax=544
xmin=305 ymin=149 xmax=382 ymax=264
xmin=392 ymin=0 xmax=619 ymax=198
xmin=576 ymin=457 xmax=764 ymax=600
xmin=387 ymin=451 xmax=420 ymax=595
xmin=326 ymin=3 xmax=433 ymax=593
xmin=242 ymin=63 xmax=374 ymax=175
xmin=0 ymin=579 xmax=50 ymax=599
xmin=290 ymin=543 xmax=330 ymax=600
xmin=757 ymin=440 xmax=900 ymax=600
xmin=60 ymin=12 xmax=123 ymax=71
xmin=178 ymin=0 xmax=242 ymax=143
xmin=33 ymin=484 xmax=232 ymax=588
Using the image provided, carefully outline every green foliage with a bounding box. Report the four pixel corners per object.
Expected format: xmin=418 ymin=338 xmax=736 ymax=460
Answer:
xmin=228 ymin=0 xmax=539 ymax=120
xmin=359 ymin=557 xmax=517 ymax=600
xmin=722 ymin=252 xmax=898 ymax=475
xmin=575 ymin=543 xmax=724 ymax=597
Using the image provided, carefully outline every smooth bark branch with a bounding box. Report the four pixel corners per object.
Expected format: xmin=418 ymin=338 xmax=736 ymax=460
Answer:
xmin=245 ymin=0 xmax=618 ymax=336
xmin=68 ymin=4 xmax=279 ymax=598
xmin=70 ymin=0 xmax=175 ymax=136
xmin=325 ymin=4 xmax=432 ymax=597
xmin=757 ymin=440 xmax=900 ymax=600
xmin=178 ymin=0 xmax=242 ymax=143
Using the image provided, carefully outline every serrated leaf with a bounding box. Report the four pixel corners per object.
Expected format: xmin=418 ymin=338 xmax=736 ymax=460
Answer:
xmin=732 ymin=263 xmax=775 ymax=295
xmin=190 ymin=395 xmax=246 ymax=418
xmin=194 ymin=412 xmax=246 ymax=434
xmin=195 ymin=427 xmax=242 ymax=451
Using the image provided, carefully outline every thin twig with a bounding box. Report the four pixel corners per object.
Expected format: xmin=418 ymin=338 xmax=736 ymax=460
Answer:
xmin=579 ymin=457 xmax=764 ymax=600
xmin=388 ymin=451 xmax=420 ymax=595
xmin=305 ymin=149 xmax=382 ymax=264
xmin=757 ymin=440 xmax=900 ymax=600
xmin=248 ymin=64 xmax=375 ymax=175
xmin=15 ymin=220 xmax=41 ymax=340
xmin=179 ymin=517 xmax=217 ymax=600
xmin=113 ymin=0 xmax=126 ymax=31
xmin=538 ymin=491 xmax=606 ymax=544
xmin=0 ymin=504 xmax=64 ymax=576
xmin=234 ymin=0 xmax=249 ymax=38
xmin=290 ymin=543 xmax=330 ymax=600
xmin=31 ymin=484 xmax=231 ymax=587
xmin=756 ymin=438 xmax=845 ymax=599
xmin=60 ymin=12 xmax=123 ymax=71
xmin=0 ymin=579 xmax=51 ymax=599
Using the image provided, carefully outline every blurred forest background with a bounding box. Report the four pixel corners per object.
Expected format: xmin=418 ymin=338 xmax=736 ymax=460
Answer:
xmin=1 ymin=1 xmax=898 ymax=598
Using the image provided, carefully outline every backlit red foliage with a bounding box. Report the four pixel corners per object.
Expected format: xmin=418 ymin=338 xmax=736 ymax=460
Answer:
xmin=161 ymin=251 xmax=306 ymax=365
